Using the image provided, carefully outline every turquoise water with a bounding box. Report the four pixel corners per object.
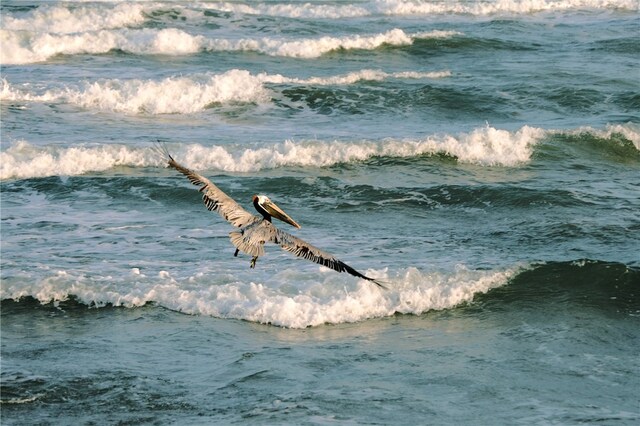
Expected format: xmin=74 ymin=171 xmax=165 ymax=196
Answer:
xmin=1 ymin=1 xmax=639 ymax=424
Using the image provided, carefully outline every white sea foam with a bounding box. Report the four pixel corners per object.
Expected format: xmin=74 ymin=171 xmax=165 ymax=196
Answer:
xmin=0 ymin=141 xmax=151 ymax=180
xmin=212 ymin=29 xmax=460 ymax=58
xmin=0 ymin=28 xmax=208 ymax=64
xmin=0 ymin=71 xmax=270 ymax=113
xmin=1 ymin=0 xmax=635 ymax=64
xmin=0 ymin=264 xmax=524 ymax=328
xmin=559 ymin=123 xmax=640 ymax=150
xmin=1 ymin=69 xmax=449 ymax=114
xmin=0 ymin=126 xmax=540 ymax=180
xmin=175 ymin=126 xmax=547 ymax=170
xmin=210 ymin=1 xmax=370 ymax=19
xmin=2 ymin=3 xmax=147 ymax=34
xmin=263 ymin=69 xmax=451 ymax=85
xmin=1 ymin=0 xmax=632 ymax=40
xmin=0 ymin=27 xmax=457 ymax=64
xmin=3 ymin=124 xmax=637 ymax=180
xmin=370 ymin=0 xmax=638 ymax=16
xmin=211 ymin=0 xmax=637 ymax=18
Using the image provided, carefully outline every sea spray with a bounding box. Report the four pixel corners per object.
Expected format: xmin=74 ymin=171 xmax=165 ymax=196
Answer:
xmin=0 ymin=264 xmax=525 ymax=328
xmin=1 ymin=70 xmax=450 ymax=114
xmin=203 ymin=0 xmax=639 ymax=18
xmin=0 ymin=28 xmax=459 ymax=64
xmin=3 ymin=124 xmax=638 ymax=180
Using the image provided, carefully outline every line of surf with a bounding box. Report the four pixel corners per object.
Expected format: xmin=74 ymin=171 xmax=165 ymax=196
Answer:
xmin=0 ymin=264 xmax=525 ymax=328
xmin=1 ymin=69 xmax=451 ymax=114
xmin=3 ymin=0 xmax=635 ymax=36
xmin=212 ymin=0 xmax=639 ymax=18
xmin=0 ymin=28 xmax=459 ymax=64
xmin=4 ymin=124 xmax=638 ymax=180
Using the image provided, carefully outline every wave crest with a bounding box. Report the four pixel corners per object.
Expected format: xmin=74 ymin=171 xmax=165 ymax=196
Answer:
xmin=3 ymin=124 xmax=637 ymax=180
xmin=2 ymin=70 xmax=270 ymax=114
xmin=0 ymin=27 xmax=458 ymax=64
xmin=1 ymin=69 xmax=450 ymax=114
xmin=2 ymin=0 xmax=635 ymax=37
xmin=0 ymin=126 xmax=543 ymax=180
xmin=2 ymin=3 xmax=146 ymax=34
xmin=206 ymin=0 xmax=638 ymax=18
xmin=0 ymin=265 xmax=522 ymax=328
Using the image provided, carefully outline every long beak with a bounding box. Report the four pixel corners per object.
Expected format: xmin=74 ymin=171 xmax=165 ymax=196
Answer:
xmin=264 ymin=200 xmax=301 ymax=229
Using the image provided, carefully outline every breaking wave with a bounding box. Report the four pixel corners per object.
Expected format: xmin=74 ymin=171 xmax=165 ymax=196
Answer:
xmin=4 ymin=0 xmax=634 ymax=65
xmin=2 ymin=2 xmax=147 ymax=34
xmin=212 ymin=0 xmax=639 ymax=18
xmin=2 ymin=124 xmax=637 ymax=180
xmin=3 ymin=0 xmax=635 ymax=34
xmin=0 ymin=125 xmax=547 ymax=179
xmin=3 ymin=260 xmax=637 ymax=327
xmin=0 ymin=27 xmax=458 ymax=64
xmin=0 ymin=264 xmax=523 ymax=328
xmin=0 ymin=69 xmax=450 ymax=114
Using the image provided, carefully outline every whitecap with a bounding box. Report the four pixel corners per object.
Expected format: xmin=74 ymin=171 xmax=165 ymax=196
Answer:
xmin=208 ymin=0 xmax=637 ymax=18
xmin=1 ymin=71 xmax=271 ymax=114
xmin=2 ymin=2 xmax=147 ymax=34
xmin=0 ymin=27 xmax=459 ymax=64
xmin=557 ymin=123 xmax=640 ymax=150
xmin=0 ymin=125 xmax=544 ymax=180
xmin=0 ymin=264 xmax=525 ymax=328
xmin=1 ymin=69 xmax=449 ymax=114
xmin=210 ymin=29 xmax=459 ymax=58
xmin=3 ymin=124 xmax=637 ymax=180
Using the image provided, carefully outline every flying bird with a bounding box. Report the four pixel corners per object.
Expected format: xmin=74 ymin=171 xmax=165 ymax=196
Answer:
xmin=156 ymin=144 xmax=385 ymax=288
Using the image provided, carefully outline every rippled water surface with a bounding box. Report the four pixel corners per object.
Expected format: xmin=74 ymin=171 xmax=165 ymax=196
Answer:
xmin=1 ymin=1 xmax=639 ymax=424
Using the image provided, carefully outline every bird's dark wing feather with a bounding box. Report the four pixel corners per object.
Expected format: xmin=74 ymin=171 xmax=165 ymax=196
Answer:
xmin=155 ymin=143 xmax=256 ymax=228
xmin=271 ymin=226 xmax=386 ymax=288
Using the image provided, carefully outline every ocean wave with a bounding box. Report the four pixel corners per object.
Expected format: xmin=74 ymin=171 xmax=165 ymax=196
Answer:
xmin=0 ymin=126 xmax=544 ymax=179
xmin=2 ymin=0 xmax=634 ymax=38
xmin=556 ymin=124 xmax=640 ymax=150
xmin=0 ymin=141 xmax=151 ymax=180
xmin=4 ymin=260 xmax=637 ymax=327
xmin=0 ymin=69 xmax=450 ymax=114
xmin=370 ymin=0 xmax=638 ymax=16
xmin=0 ymin=265 xmax=523 ymax=328
xmin=212 ymin=29 xmax=460 ymax=59
xmin=1 ymin=71 xmax=272 ymax=114
xmin=0 ymin=28 xmax=205 ymax=64
xmin=3 ymin=124 xmax=638 ymax=180
xmin=1 ymin=2 xmax=147 ymax=34
xmin=196 ymin=0 xmax=640 ymax=19
xmin=0 ymin=27 xmax=458 ymax=64
xmin=473 ymin=260 xmax=640 ymax=315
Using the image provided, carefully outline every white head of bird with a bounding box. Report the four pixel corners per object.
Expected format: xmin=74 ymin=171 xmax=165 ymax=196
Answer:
xmin=253 ymin=195 xmax=301 ymax=229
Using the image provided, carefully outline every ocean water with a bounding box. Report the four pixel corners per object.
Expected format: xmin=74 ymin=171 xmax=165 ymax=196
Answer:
xmin=1 ymin=0 xmax=639 ymax=424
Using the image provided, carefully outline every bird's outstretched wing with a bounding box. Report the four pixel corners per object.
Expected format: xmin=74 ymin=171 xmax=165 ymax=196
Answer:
xmin=271 ymin=224 xmax=386 ymax=288
xmin=155 ymin=143 xmax=256 ymax=228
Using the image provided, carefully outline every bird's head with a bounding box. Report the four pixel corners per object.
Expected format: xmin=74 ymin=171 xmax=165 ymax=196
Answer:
xmin=253 ymin=195 xmax=301 ymax=229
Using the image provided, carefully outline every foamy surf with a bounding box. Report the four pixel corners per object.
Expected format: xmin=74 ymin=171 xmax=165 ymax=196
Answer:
xmin=3 ymin=124 xmax=638 ymax=180
xmin=367 ymin=0 xmax=638 ymax=16
xmin=0 ymin=27 xmax=458 ymax=64
xmin=0 ymin=126 xmax=545 ymax=179
xmin=0 ymin=265 xmax=524 ymax=328
xmin=215 ymin=29 xmax=460 ymax=59
xmin=2 ymin=2 xmax=147 ymax=34
xmin=212 ymin=0 xmax=639 ymax=18
xmin=2 ymin=0 xmax=635 ymax=37
xmin=1 ymin=69 xmax=450 ymax=114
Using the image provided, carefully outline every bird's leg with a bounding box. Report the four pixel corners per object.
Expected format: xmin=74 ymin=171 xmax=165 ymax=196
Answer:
xmin=250 ymin=256 xmax=258 ymax=269
xmin=234 ymin=248 xmax=239 ymax=257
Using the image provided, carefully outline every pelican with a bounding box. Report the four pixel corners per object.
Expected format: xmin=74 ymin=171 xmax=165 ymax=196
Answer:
xmin=156 ymin=144 xmax=385 ymax=288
